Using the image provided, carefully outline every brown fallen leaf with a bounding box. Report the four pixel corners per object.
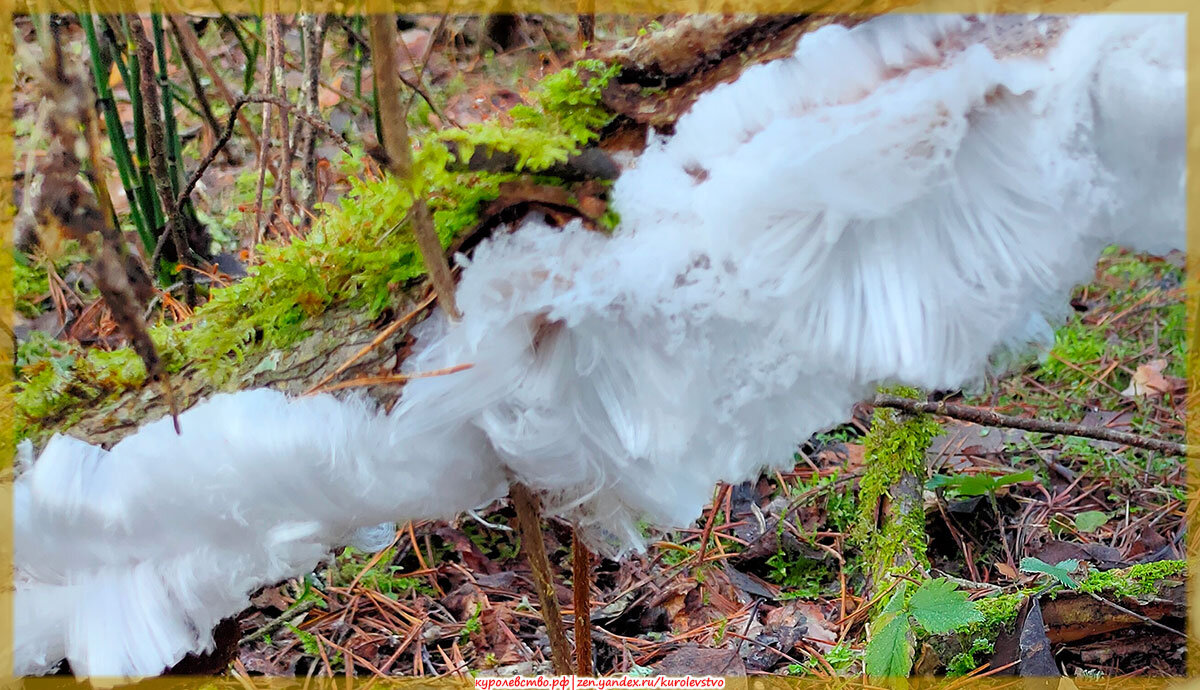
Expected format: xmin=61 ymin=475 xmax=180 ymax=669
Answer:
xmin=1121 ymin=359 xmax=1171 ymax=397
xmin=654 ymin=644 xmax=747 ymax=677
xmin=317 ymin=80 xmax=342 ymax=109
xmin=995 ymin=561 xmax=1019 ymax=580
xmin=762 ymin=600 xmax=837 ymax=652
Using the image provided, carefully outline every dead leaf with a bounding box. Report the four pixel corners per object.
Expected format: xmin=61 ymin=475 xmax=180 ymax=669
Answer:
xmin=318 ymin=75 xmax=343 ymax=108
xmin=1016 ymin=598 xmax=1058 ymax=676
xmin=996 ymin=562 xmax=1019 ymax=580
xmin=655 ymin=644 xmax=746 ymax=677
xmin=1032 ymin=540 xmax=1125 ymax=570
xmin=434 ymin=526 xmax=498 ymax=575
xmin=1122 ymin=359 xmax=1171 ymax=397
xmin=763 ymin=600 xmax=837 ymax=652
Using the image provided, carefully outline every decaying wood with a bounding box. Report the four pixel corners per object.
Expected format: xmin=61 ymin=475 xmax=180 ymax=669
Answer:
xmin=55 ymin=292 xmax=433 ymax=449
xmin=597 ymin=15 xmax=861 ymax=132
xmin=1040 ymin=577 xmax=1185 ymax=643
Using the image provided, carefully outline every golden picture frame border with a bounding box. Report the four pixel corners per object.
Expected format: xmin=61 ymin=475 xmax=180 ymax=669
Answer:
xmin=0 ymin=1 xmax=1194 ymax=687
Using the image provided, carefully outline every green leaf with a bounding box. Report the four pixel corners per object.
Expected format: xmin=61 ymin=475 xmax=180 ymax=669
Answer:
xmin=881 ymin=580 xmax=910 ymax=615
xmin=1073 ymin=511 xmax=1109 ymax=533
xmin=908 ymin=578 xmax=984 ymax=633
xmin=1020 ymin=557 xmax=1080 ymax=588
xmin=864 ymin=612 xmax=914 ymax=677
xmin=925 ymin=469 xmax=1034 ymax=496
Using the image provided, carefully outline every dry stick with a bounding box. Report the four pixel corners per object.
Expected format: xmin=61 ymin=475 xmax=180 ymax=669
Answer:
xmin=576 ymin=0 xmax=595 ymax=51
xmin=299 ymin=13 xmax=329 ymax=219
xmin=168 ymin=14 xmax=261 ymax=156
xmin=368 ymin=13 xmax=460 ymax=319
xmin=695 ymin=482 xmax=730 ymax=566
xmin=1081 ymin=590 xmax=1188 ymax=639
xmin=167 ymin=17 xmax=223 ymax=160
xmin=270 ymin=15 xmax=296 ymax=219
xmin=306 ymin=363 xmax=473 ymax=394
xmin=239 ymin=598 xmax=319 ymax=645
xmin=871 ymin=394 xmax=1188 ymax=456
xmin=252 ymin=10 xmax=277 ymax=247
xmin=71 ymin=33 xmax=181 ymax=433
xmin=129 ymin=16 xmax=195 ymax=305
xmin=408 ymin=7 xmax=450 ymax=112
xmin=572 ymin=529 xmax=594 ymax=676
xmin=341 ymin=16 xmax=458 ymax=129
xmin=510 ymin=482 xmax=573 ymax=676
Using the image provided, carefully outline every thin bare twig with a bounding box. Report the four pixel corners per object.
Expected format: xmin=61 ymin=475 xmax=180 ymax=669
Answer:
xmin=168 ymin=18 xmax=224 ymax=160
xmin=299 ymin=13 xmax=329 ymax=219
xmin=129 ymin=16 xmax=194 ymax=303
xmin=270 ymin=16 xmax=296 ymax=219
xmin=572 ymin=528 xmax=593 ymax=676
xmin=303 ymin=292 xmax=436 ymax=395
xmin=252 ymin=8 xmax=278 ymax=247
xmin=154 ymin=93 xmax=352 ymax=267
xmin=872 ymin=394 xmax=1187 ymax=456
xmin=168 ymin=14 xmax=261 ymax=155
xmin=306 ymin=364 xmax=474 ymax=395
xmin=239 ymin=599 xmax=319 ymax=645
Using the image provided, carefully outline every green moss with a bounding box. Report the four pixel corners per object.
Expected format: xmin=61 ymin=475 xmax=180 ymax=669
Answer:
xmin=438 ymin=59 xmax=619 ymax=172
xmin=853 ymin=386 xmax=941 ymax=582
xmin=13 ymin=329 xmax=183 ymax=443
xmin=13 ymin=251 xmax=49 ymax=318
xmin=931 ymin=590 xmax=1030 ymax=675
xmin=16 ymin=61 xmax=621 ymax=441
xmin=766 ymin=550 xmax=833 ymax=598
xmin=1078 ymin=560 xmax=1185 ymax=599
xmin=946 ymin=638 xmax=994 ymax=676
xmin=969 ymin=591 xmax=1026 ymax=634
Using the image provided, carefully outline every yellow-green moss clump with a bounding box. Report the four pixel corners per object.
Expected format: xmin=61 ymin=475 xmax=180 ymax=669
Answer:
xmin=14 ymin=61 xmax=620 ymax=443
xmin=1079 ymin=560 xmax=1185 ymax=599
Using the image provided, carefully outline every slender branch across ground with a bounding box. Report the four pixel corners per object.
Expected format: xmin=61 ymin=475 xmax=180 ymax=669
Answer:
xmin=872 ymin=394 xmax=1187 ymax=456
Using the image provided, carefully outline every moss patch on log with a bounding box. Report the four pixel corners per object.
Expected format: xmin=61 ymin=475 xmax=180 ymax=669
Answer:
xmin=14 ymin=61 xmax=620 ymax=445
xmin=853 ymin=386 xmax=942 ymax=586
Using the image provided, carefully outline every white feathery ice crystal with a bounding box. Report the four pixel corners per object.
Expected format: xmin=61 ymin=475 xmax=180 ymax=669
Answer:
xmin=15 ymin=13 xmax=1186 ymax=678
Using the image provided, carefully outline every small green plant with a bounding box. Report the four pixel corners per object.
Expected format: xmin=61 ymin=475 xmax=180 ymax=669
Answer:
xmin=925 ymin=469 xmax=1034 ymax=498
xmin=765 ymin=550 xmax=830 ymax=599
xmin=864 ymin=579 xmax=983 ymax=678
xmin=286 ymin=622 xmax=322 ymax=656
xmin=712 ymin=617 xmax=728 ymax=645
xmin=460 ymin=603 xmax=483 ymax=642
xmin=787 ymin=643 xmax=859 ymax=676
xmin=1020 ymin=556 xmax=1081 ymax=589
xmin=335 ymin=546 xmax=434 ymax=599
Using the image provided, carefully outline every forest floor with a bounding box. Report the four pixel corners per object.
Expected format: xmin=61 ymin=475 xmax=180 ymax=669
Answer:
xmin=11 ymin=14 xmax=1189 ymax=680
xmin=229 ymin=247 xmax=1188 ymax=680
